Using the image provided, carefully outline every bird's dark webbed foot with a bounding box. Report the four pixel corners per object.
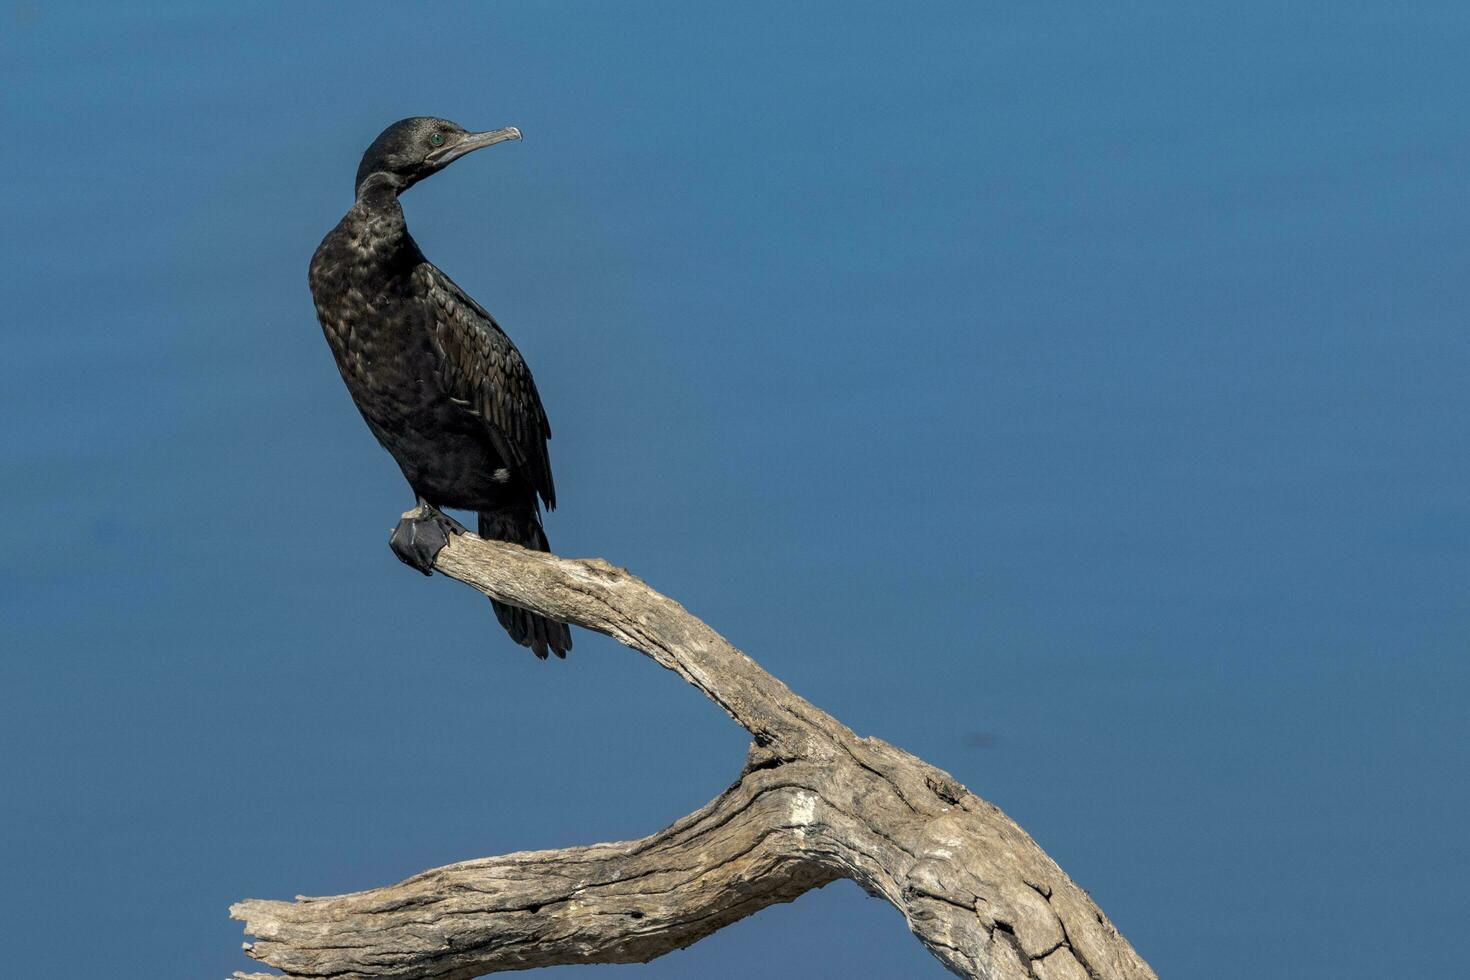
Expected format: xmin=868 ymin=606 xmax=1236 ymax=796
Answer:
xmin=389 ymin=499 xmax=467 ymax=576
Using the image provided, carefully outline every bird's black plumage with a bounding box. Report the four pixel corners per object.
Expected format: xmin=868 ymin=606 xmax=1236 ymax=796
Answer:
xmin=309 ymin=116 xmax=571 ymax=658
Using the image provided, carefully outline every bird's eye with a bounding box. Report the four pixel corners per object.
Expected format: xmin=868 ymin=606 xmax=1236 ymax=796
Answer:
xmin=429 ymin=132 xmax=446 ymax=147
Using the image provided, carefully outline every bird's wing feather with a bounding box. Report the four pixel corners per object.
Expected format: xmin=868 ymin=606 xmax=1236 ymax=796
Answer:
xmin=415 ymin=263 xmax=557 ymax=509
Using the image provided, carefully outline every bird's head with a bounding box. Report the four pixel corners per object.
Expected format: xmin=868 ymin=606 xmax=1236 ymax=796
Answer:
xmin=354 ymin=116 xmax=521 ymax=196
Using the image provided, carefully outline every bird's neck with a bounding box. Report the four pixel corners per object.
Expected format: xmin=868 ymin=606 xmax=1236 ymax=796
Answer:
xmin=355 ymin=172 xmax=405 ymax=213
xmin=349 ymin=176 xmax=414 ymax=260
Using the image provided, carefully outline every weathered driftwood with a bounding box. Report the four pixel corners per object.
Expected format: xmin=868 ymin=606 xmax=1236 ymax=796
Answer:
xmin=232 ymin=533 xmax=1156 ymax=980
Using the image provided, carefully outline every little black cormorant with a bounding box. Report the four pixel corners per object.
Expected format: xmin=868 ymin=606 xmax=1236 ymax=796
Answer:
xmin=309 ymin=116 xmax=571 ymax=658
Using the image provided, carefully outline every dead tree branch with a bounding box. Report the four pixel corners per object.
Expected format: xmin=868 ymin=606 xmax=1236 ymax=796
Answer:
xmin=231 ymin=533 xmax=1156 ymax=980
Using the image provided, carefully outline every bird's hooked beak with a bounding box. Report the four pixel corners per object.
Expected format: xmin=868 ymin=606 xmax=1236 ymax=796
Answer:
xmin=428 ymin=126 xmax=522 ymax=168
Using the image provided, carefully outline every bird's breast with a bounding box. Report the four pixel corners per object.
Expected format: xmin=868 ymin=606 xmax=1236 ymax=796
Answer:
xmin=312 ymin=251 xmax=441 ymax=426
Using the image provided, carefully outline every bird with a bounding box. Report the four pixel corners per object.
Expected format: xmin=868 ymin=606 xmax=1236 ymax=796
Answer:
xmin=308 ymin=116 xmax=572 ymax=659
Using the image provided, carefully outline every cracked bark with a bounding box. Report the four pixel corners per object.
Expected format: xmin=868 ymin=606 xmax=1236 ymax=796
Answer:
xmin=231 ymin=532 xmax=1156 ymax=980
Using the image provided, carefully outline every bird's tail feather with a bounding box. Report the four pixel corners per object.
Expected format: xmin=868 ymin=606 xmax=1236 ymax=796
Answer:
xmin=477 ymin=509 xmax=573 ymax=659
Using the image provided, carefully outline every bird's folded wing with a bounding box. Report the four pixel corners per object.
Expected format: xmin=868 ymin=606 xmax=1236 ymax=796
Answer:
xmin=415 ymin=263 xmax=558 ymax=510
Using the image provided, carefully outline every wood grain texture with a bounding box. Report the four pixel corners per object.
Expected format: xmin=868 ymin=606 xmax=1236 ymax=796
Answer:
xmin=232 ymin=533 xmax=1156 ymax=980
